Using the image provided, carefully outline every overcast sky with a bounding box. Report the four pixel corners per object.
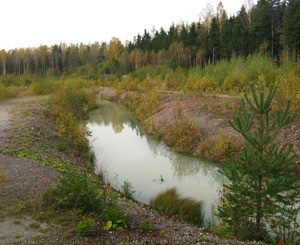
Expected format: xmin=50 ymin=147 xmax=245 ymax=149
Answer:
xmin=0 ymin=0 xmax=254 ymax=50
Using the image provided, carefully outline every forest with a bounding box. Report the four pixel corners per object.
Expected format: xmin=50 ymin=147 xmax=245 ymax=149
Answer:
xmin=0 ymin=0 xmax=299 ymax=77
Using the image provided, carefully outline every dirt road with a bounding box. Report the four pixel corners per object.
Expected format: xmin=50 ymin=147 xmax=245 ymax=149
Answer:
xmin=0 ymin=96 xmax=57 ymax=244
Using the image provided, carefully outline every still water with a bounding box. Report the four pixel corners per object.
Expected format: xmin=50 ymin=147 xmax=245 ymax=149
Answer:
xmin=87 ymin=101 xmax=225 ymax=223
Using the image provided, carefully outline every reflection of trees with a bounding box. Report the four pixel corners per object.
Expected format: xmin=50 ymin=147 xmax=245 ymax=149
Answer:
xmin=88 ymin=101 xmax=140 ymax=134
xmin=144 ymin=133 xmax=225 ymax=184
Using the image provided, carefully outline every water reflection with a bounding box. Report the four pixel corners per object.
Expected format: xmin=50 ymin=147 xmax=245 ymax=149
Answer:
xmin=89 ymin=101 xmax=140 ymax=135
xmin=144 ymin=134 xmax=218 ymax=179
xmin=87 ymin=100 xmax=223 ymax=222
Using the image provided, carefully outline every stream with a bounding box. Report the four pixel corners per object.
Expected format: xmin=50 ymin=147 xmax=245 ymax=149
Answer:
xmin=87 ymin=100 xmax=225 ymax=224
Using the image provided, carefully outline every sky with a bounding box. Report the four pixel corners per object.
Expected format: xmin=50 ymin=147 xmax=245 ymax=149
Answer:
xmin=0 ymin=0 xmax=254 ymax=50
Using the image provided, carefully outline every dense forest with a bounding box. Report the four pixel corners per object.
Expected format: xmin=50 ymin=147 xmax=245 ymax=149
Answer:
xmin=0 ymin=0 xmax=299 ymax=77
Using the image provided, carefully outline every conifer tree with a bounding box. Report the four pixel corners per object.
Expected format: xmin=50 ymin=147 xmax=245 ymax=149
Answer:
xmin=218 ymin=84 xmax=299 ymax=242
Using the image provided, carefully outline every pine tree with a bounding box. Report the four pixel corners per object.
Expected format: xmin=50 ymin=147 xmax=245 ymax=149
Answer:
xmin=218 ymin=84 xmax=299 ymax=242
xmin=283 ymin=0 xmax=300 ymax=62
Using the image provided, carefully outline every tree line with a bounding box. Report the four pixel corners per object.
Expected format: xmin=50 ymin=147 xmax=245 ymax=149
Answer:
xmin=0 ymin=0 xmax=299 ymax=77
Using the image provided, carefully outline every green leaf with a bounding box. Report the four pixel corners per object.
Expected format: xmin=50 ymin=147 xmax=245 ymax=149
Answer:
xmin=103 ymin=221 xmax=112 ymax=231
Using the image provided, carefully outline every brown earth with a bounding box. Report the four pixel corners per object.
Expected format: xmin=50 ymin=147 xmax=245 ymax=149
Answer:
xmin=0 ymin=95 xmax=265 ymax=244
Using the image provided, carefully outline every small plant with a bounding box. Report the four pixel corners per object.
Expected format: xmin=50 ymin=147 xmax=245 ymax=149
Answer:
xmin=121 ymin=180 xmax=135 ymax=198
xmin=140 ymin=219 xmax=154 ymax=232
xmin=57 ymin=139 xmax=70 ymax=152
xmin=28 ymin=223 xmax=40 ymax=229
xmin=198 ymin=236 xmax=208 ymax=242
xmin=102 ymin=202 xmax=129 ymax=231
xmin=42 ymin=167 xmax=103 ymax=215
xmin=150 ymin=188 xmax=204 ymax=225
xmin=0 ymin=172 xmax=6 ymax=187
xmin=76 ymin=217 xmax=95 ymax=237
xmin=14 ymin=234 xmax=21 ymax=239
xmin=224 ymin=99 xmax=233 ymax=110
xmin=12 ymin=220 xmax=21 ymax=225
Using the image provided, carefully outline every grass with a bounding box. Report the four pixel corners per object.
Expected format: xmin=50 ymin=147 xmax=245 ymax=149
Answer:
xmin=150 ymin=188 xmax=204 ymax=226
xmin=140 ymin=219 xmax=154 ymax=232
xmin=12 ymin=220 xmax=21 ymax=225
xmin=28 ymin=223 xmax=40 ymax=229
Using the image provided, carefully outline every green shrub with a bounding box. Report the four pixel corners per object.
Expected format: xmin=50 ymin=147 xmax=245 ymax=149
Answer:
xmin=76 ymin=217 xmax=95 ymax=237
xmin=120 ymin=180 xmax=135 ymax=198
xmin=150 ymin=188 xmax=204 ymax=225
xmin=48 ymin=84 xmax=98 ymax=155
xmin=102 ymin=202 xmax=129 ymax=231
xmin=30 ymin=80 xmax=59 ymax=95
xmin=42 ymin=167 xmax=103 ymax=215
xmin=57 ymin=139 xmax=71 ymax=152
xmin=277 ymin=70 xmax=300 ymax=111
xmin=135 ymin=90 xmax=161 ymax=120
xmin=162 ymin=109 xmax=202 ymax=153
xmin=196 ymin=131 xmax=239 ymax=162
xmin=140 ymin=219 xmax=154 ymax=231
xmin=0 ymin=83 xmax=10 ymax=100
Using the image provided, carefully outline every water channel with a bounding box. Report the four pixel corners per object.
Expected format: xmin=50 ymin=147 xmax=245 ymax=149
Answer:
xmin=87 ymin=100 xmax=225 ymax=223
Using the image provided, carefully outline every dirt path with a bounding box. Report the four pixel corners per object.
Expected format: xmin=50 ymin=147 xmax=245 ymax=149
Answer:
xmin=0 ymin=96 xmax=57 ymax=201
xmin=0 ymin=96 xmax=57 ymax=244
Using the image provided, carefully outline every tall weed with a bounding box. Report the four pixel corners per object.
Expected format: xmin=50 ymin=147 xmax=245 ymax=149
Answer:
xmin=150 ymin=188 xmax=204 ymax=225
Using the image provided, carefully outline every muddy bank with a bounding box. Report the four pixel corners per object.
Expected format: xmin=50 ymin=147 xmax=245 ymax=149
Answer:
xmin=98 ymin=87 xmax=300 ymax=161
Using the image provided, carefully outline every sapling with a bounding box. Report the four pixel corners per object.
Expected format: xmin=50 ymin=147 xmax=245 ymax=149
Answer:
xmin=218 ymin=84 xmax=299 ymax=242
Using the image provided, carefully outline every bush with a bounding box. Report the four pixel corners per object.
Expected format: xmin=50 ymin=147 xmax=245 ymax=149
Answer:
xmin=162 ymin=109 xmax=202 ymax=153
xmin=135 ymin=90 xmax=161 ymax=121
xmin=196 ymin=131 xmax=239 ymax=162
xmin=42 ymin=167 xmax=103 ymax=215
xmin=102 ymin=202 xmax=129 ymax=231
xmin=76 ymin=217 xmax=95 ymax=237
xmin=48 ymin=84 xmax=98 ymax=155
xmin=120 ymin=180 xmax=135 ymax=198
xmin=150 ymin=188 xmax=204 ymax=225
xmin=140 ymin=219 xmax=154 ymax=231
xmin=57 ymin=138 xmax=71 ymax=152
xmin=30 ymin=79 xmax=59 ymax=95
xmin=278 ymin=70 xmax=300 ymax=111
xmin=0 ymin=83 xmax=10 ymax=100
